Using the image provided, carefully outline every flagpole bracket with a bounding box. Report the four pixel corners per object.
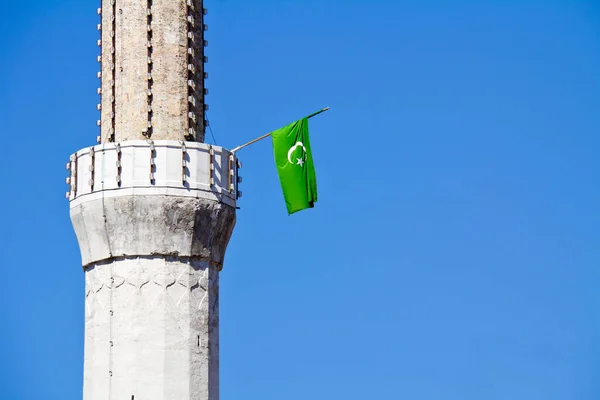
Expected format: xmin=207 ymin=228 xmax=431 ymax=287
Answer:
xmin=230 ymin=107 xmax=330 ymax=154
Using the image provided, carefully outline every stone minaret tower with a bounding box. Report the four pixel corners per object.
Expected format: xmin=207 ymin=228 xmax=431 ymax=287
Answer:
xmin=66 ymin=1 xmax=240 ymax=399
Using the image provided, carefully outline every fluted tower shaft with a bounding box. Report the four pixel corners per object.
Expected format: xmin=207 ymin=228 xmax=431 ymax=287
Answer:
xmin=98 ymin=0 xmax=207 ymax=143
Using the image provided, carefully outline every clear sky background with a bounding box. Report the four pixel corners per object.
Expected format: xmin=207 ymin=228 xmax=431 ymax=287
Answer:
xmin=0 ymin=0 xmax=599 ymax=399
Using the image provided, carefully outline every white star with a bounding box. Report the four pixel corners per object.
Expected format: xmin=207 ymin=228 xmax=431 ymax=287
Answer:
xmin=296 ymin=158 xmax=305 ymax=166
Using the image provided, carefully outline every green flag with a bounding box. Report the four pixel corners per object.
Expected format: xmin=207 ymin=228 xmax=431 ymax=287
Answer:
xmin=271 ymin=117 xmax=318 ymax=215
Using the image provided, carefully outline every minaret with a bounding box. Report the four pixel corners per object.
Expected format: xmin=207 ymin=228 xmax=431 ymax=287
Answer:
xmin=66 ymin=1 xmax=240 ymax=399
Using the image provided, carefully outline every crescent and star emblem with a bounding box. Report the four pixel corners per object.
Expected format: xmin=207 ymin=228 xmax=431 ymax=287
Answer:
xmin=287 ymin=141 xmax=307 ymax=167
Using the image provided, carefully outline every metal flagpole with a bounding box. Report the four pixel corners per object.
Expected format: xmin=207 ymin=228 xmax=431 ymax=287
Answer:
xmin=231 ymin=107 xmax=330 ymax=153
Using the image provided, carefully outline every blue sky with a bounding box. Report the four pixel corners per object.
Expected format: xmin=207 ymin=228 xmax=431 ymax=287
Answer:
xmin=0 ymin=0 xmax=599 ymax=399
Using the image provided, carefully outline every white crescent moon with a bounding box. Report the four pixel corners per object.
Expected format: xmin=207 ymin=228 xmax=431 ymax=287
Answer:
xmin=287 ymin=141 xmax=307 ymax=164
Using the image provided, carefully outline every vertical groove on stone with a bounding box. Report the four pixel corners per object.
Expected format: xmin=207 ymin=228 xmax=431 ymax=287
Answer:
xmin=99 ymin=0 xmax=118 ymax=142
xmin=108 ymin=260 xmax=115 ymax=396
xmin=96 ymin=3 xmax=102 ymax=141
xmin=99 ymin=0 xmax=109 ymax=142
xmin=185 ymin=0 xmax=196 ymax=141
xmin=184 ymin=0 xmax=206 ymax=142
xmin=200 ymin=2 xmax=207 ymax=143
xmin=208 ymin=265 xmax=219 ymax=399
xmin=145 ymin=0 xmax=154 ymax=138
xmin=198 ymin=1 xmax=207 ymax=143
xmin=110 ymin=0 xmax=117 ymax=142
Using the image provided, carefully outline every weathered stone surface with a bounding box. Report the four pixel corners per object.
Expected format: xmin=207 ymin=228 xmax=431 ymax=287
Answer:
xmin=72 ymin=189 xmax=233 ymax=400
xmin=68 ymin=141 xmax=239 ymax=269
xmin=114 ymin=0 xmax=148 ymax=138
xmin=71 ymin=195 xmax=236 ymax=267
xmin=83 ymin=257 xmax=220 ymax=400
xmin=99 ymin=0 xmax=207 ymax=142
